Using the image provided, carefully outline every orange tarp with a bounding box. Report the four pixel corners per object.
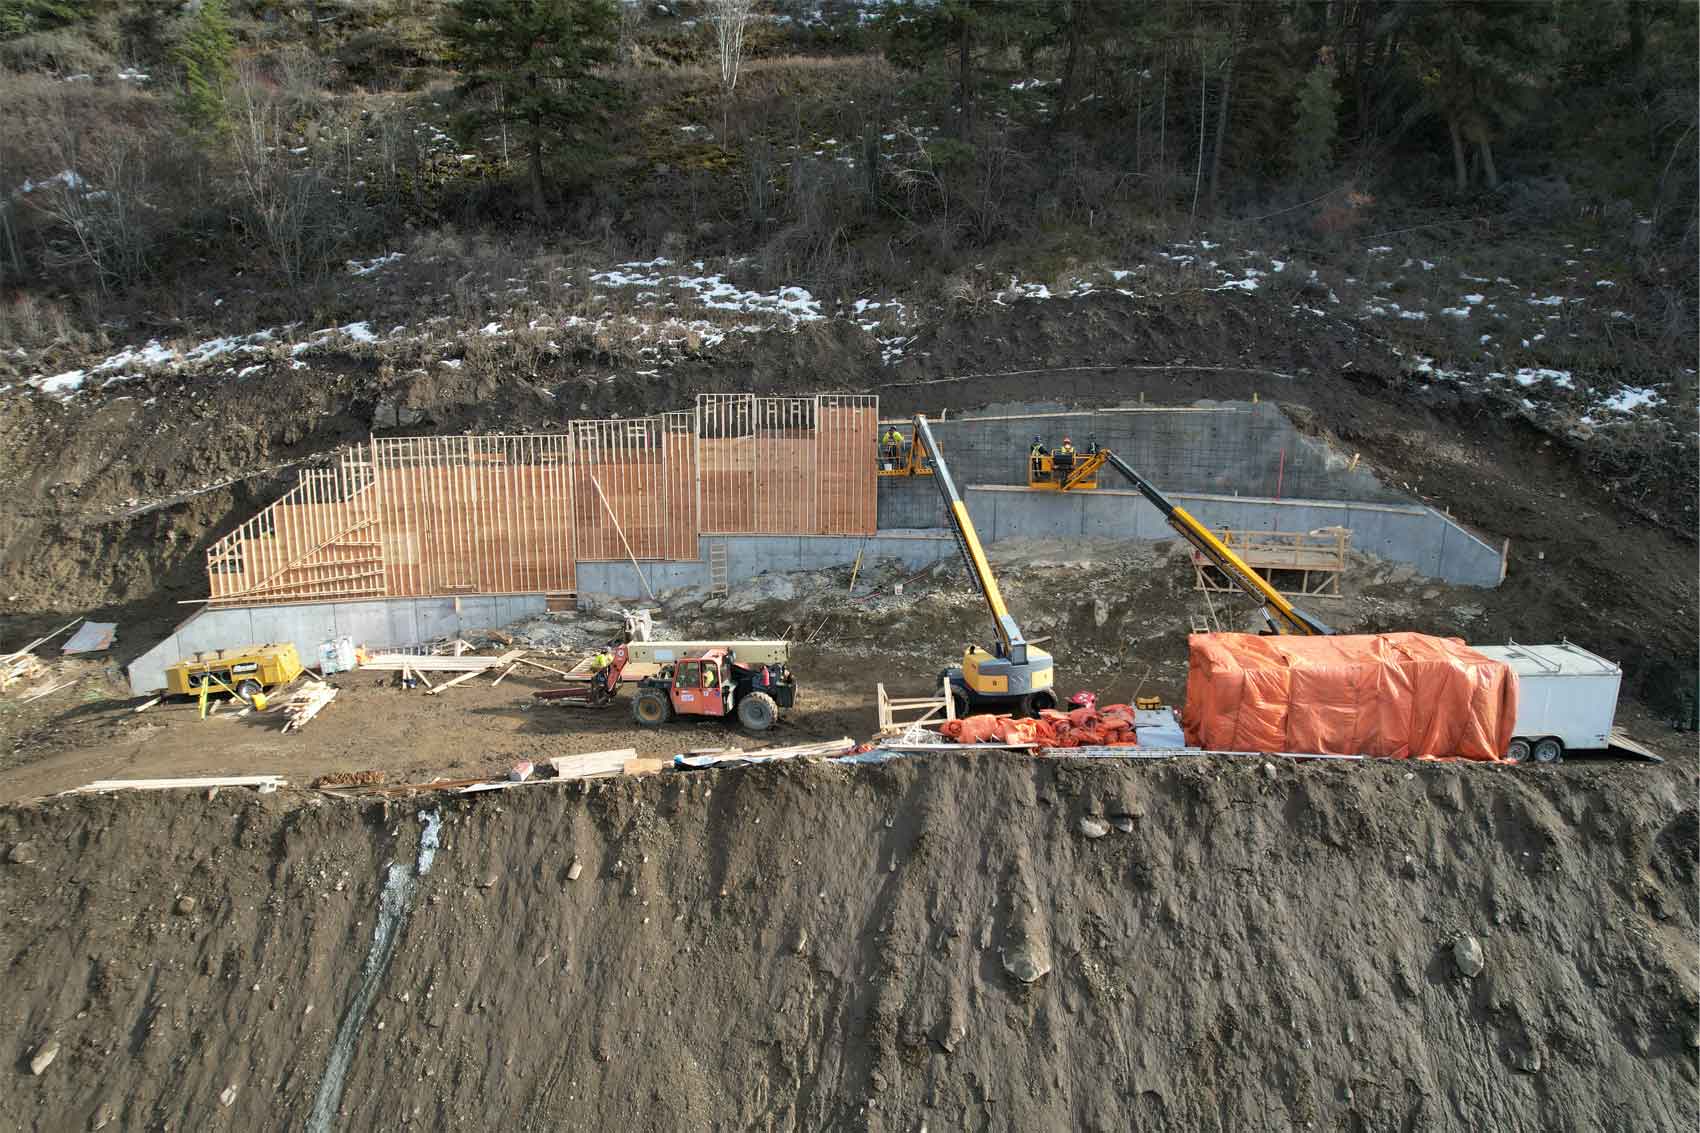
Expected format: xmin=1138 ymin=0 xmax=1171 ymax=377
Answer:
xmin=939 ymin=704 xmax=1140 ymax=748
xmin=1181 ymin=632 xmax=1516 ymax=761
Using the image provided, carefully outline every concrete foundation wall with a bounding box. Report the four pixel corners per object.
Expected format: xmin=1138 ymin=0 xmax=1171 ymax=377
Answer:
xmin=965 ymin=487 xmax=1505 ymax=588
xmin=878 ymin=400 xmax=1402 ymax=530
xmin=126 ymin=593 xmax=549 ymax=695
xmin=575 ymin=533 xmax=958 ymax=605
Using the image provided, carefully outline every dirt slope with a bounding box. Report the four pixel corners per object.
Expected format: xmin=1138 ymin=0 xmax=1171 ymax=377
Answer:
xmin=4 ymin=755 xmax=1694 ymax=1131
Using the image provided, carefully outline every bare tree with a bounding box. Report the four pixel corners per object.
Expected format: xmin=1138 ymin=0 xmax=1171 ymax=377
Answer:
xmin=707 ymin=0 xmax=756 ymax=142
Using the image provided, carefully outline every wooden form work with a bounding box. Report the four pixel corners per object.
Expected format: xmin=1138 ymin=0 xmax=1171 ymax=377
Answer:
xmin=204 ymin=395 xmax=879 ymax=607
xmin=1192 ymin=528 xmax=1351 ymax=598
xmin=876 ymin=678 xmax=959 ymax=735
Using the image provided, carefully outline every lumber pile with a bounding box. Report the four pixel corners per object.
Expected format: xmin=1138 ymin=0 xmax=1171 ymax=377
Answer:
xmin=2 ymin=617 xmax=83 ymax=695
xmin=281 ymin=681 xmax=337 ymax=732
xmin=61 ymin=775 xmax=288 ymax=795
xmin=548 ymin=748 xmax=639 ymax=781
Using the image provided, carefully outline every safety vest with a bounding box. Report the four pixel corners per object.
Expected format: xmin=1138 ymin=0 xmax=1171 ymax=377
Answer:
xmin=1030 ymin=443 xmax=1046 ymax=456
xmin=882 ymin=430 xmax=901 ymax=446
xmin=1057 ymin=444 xmax=1076 ymax=456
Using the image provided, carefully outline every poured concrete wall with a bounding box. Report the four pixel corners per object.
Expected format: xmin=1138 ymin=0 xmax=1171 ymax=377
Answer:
xmin=964 ymin=487 xmax=1505 ymax=587
xmin=574 ymin=533 xmax=958 ymax=603
xmin=126 ymin=593 xmax=549 ymax=695
xmin=878 ymin=400 xmax=1401 ymax=529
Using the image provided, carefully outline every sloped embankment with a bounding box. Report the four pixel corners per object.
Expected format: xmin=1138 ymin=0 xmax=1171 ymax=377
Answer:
xmin=3 ymin=756 xmax=1695 ymax=1130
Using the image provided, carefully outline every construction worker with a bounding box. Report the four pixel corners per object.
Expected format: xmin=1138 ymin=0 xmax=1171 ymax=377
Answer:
xmin=1085 ymin=435 xmax=1100 ymax=455
xmin=702 ymin=660 xmax=720 ymax=688
xmin=1054 ymin=435 xmax=1077 ymax=477
xmin=880 ymin=425 xmax=904 ymax=469
xmin=1028 ymin=434 xmax=1049 ymax=480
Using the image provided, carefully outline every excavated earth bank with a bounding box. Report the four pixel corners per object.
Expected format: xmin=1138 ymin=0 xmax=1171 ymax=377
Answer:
xmin=4 ymin=754 xmax=1695 ymax=1131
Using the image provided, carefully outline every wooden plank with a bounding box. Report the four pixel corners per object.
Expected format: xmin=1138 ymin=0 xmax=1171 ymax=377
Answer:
xmin=62 ymin=775 xmax=288 ymax=795
xmin=491 ymin=663 xmax=519 ymax=687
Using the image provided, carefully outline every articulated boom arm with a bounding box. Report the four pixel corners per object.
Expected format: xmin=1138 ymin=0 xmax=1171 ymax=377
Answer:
xmin=913 ymin=415 xmax=1030 ymax=665
xmin=1098 ymin=450 xmax=1332 ymax=636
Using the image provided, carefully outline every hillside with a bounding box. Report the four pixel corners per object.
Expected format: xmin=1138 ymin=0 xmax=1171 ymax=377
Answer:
xmin=3 ymin=755 xmax=1696 ymax=1131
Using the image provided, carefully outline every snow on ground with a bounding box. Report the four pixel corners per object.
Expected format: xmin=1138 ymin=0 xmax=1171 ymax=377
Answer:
xmin=1601 ymin=387 xmax=1659 ymax=413
xmin=348 ymin=252 xmax=406 ymax=276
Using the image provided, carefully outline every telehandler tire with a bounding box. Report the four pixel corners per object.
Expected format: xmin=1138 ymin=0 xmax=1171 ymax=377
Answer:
xmin=633 ymin=688 xmax=673 ymax=726
xmin=737 ymin=691 xmax=779 ymax=732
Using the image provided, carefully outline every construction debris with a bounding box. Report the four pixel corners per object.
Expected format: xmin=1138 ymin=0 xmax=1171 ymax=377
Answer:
xmin=60 ymin=776 xmax=289 ymax=795
xmin=313 ymin=770 xmax=386 ymax=789
xmin=62 ymin=621 xmax=118 ymax=655
xmin=281 ymin=682 xmax=338 ymax=732
xmin=674 ymin=738 xmax=856 ymax=768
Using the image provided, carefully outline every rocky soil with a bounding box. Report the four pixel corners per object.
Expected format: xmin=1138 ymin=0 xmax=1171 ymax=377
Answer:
xmin=3 ymin=753 xmax=1695 ymax=1131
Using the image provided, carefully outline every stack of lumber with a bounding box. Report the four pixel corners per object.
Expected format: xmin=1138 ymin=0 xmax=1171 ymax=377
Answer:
xmin=547 ymin=748 xmax=639 ymax=781
xmin=281 ymin=681 xmax=337 ymax=732
xmin=1 ymin=617 xmax=83 ymax=694
xmin=3 ymin=653 xmax=46 ymax=692
xmin=61 ymin=775 xmax=288 ymax=795
xmin=360 ymin=649 xmax=533 ymax=694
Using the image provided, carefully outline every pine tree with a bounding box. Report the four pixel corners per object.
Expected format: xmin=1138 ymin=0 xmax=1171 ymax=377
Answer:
xmin=0 ymin=0 xmax=79 ymax=40
xmin=440 ymin=0 xmax=619 ymax=220
xmin=1291 ymin=55 xmax=1339 ymax=182
xmin=175 ymin=0 xmax=235 ymax=136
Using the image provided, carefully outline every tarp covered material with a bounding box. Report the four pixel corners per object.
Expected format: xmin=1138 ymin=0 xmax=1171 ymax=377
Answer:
xmin=939 ymin=704 xmax=1140 ymax=748
xmin=62 ymin=622 xmax=117 ymax=655
xmin=1181 ymin=632 xmax=1516 ymax=761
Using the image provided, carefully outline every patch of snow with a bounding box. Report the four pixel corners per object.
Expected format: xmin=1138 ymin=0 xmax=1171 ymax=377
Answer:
xmin=116 ymin=67 xmax=149 ymax=82
xmin=1508 ymin=367 xmax=1573 ymax=389
xmin=17 ymin=169 xmax=85 ymax=194
xmin=1461 ymin=293 xmax=1485 ymax=305
xmin=236 ymin=364 xmax=265 ymax=378
xmin=1601 ymin=387 xmax=1658 ymax=413
xmin=1527 ymin=295 xmax=1565 ymax=306
xmin=34 ymin=369 xmax=87 ymax=395
xmin=347 ymin=251 xmax=405 ymax=276
xmin=440 ymin=358 xmax=463 ymax=369
xmin=479 ymin=322 xmax=505 ymax=336
xmin=1439 ymin=307 xmax=1470 ymax=319
xmin=339 ymin=322 xmax=379 ymax=344
xmin=1593 ymin=279 xmax=1617 ymax=288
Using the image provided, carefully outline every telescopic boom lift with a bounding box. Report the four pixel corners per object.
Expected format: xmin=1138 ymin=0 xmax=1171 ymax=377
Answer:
xmin=912 ymin=415 xmax=1059 ymax=715
xmin=1091 ymin=450 xmax=1332 ymax=636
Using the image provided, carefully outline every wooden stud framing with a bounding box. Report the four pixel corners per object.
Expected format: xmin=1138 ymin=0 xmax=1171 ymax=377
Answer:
xmin=208 ymin=397 xmax=875 ymax=606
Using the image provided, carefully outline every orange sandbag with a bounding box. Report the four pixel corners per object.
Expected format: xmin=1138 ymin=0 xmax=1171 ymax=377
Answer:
xmin=1181 ymin=632 xmax=1515 ymax=761
xmin=940 ymin=714 xmax=1009 ymax=743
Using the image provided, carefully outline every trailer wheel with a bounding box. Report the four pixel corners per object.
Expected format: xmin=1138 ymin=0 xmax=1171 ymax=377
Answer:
xmin=949 ymin=688 xmax=971 ymax=721
xmin=235 ymin=679 xmax=263 ymax=704
xmin=1506 ymin=738 xmax=1531 ymax=764
xmin=632 ymin=689 xmax=673 ymax=727
xmin=737 ymin=691 xmax=779 ymax=732
xmin=1532 ymin=737 xmax=1564 ymax=764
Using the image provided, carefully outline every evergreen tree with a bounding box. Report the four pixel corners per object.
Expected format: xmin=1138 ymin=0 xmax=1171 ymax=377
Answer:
xmin=1291 ymin=54 xmax=1339 ymax=182
xmin=174 ymin=0 xmax=235 ymax=136
xmin=0 ymin=0 xmax=79 ymax=41
xmin=1402 ymin=1 xmax=1562 ymax=192
xmin=440 ymin=0 xmax=618 ymax=220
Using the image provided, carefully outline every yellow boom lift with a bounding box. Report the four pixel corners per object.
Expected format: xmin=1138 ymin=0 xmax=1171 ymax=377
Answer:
xmin=1055 ymin=447 xmax=1332 ymax=636
xmin=913 ymin=415 xmax=1058 ymax=715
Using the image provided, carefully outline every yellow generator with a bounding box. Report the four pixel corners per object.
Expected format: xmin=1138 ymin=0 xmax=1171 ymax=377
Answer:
xmin=166 ymin=643 xmax=303 ymax=712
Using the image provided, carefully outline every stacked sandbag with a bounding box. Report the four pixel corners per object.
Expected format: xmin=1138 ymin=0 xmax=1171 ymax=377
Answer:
xmin=1180 ymin=632 xmax=1516 ymax=761
xmin=938 ymin=703 xmax=1140 ymax=748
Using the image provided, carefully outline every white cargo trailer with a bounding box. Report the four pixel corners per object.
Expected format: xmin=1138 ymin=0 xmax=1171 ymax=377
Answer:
xmin=1470 ymin=641 xmax=1622 ymax=764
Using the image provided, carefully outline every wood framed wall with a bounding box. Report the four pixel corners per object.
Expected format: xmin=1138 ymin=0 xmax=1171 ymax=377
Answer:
xmin=205 ymin=396 xmax=877 ymax=607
